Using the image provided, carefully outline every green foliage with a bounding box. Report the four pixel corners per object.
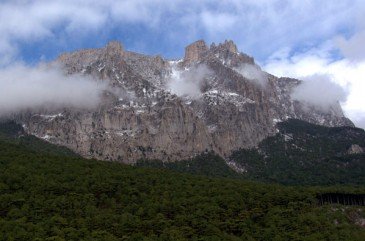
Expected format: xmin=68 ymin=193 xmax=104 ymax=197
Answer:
xmin=0 ymin=121 xmax=364 ymax=240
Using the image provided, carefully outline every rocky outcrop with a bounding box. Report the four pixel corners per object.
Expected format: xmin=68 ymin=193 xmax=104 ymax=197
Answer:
xmin=17 ymin=40 xmax=354 ymax=163
xmin=348 ymin=144 xmax=364 ymax=154
xmin=105 ymin=41 xmax=124 ymax=55
xmin=184 ymin=40 xmax=208 ymax=64
xmin=209 ymin=40 xmax=255 ymax=67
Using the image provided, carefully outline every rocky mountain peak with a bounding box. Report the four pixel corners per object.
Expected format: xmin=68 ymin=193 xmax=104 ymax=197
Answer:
xmin=210 ymin=39 xmax=254 ymax=66
xmin=105 ymin=41 xmax=124 ymax=56
xmin=216 ymin=40 xmax=238 ymax=53
xmin=183 ymin=39 xmax=254 ymax=67
xmin=184 ymin=40 xmax=208 ymax=63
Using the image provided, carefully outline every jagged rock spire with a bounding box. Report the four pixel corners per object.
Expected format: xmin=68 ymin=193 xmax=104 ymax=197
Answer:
xmin=184 ymin=40 xmax=208 ymax=63
xmin=105 ymin=41 xmax=124 ymax=55
xmin=183 ymin=39 xmax=240 ymax=64
xmin=222 ymin=40 xmax=238 ymax=53
xmin=210 ymin=39 xmax=238 ymax=54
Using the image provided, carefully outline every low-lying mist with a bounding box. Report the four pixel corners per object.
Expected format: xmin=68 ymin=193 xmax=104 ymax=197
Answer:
xmin=235 ymin=64 xmax=268 ymax=87
xmin=167 ymin=65 xmax=212 ymax=98
xmin=291 ymin=74 xmax=347 ymax=110
xmin=0 ymin=63 xmax=108 ymax=116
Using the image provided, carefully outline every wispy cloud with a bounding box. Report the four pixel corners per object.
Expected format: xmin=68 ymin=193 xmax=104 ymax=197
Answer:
xmin=263 ymin=42 xmax=365 ymax=129
xmin=337 ymin=32 xmax=365 ymax=62
xmin=200 ymin=11 xmax=238 ymax=34
xmin=291 ymin=74 xmax=347 ymax=109
xmin=235 ymin=64 xmax=268 ymax=87
xmin=0 ymin=63 xmax=107 ymax=116
xmin=167 ymin=64 xmax=212 ymax=98
xmin=1 ymin=0 xmax=364 ymax=63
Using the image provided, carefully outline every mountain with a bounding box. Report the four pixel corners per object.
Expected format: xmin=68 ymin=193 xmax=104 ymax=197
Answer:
xmin=0 ymin=120 xmax=78 ymax=158
xmin=0 ymin=122 xmax=364 ymax=240
xmin=230 ymin=119 xmax=365 ymax=185
xmin=137 ymin=119 xmax=365 ymax=185
xmin=15 ymin=40 xmax=353 ymax=163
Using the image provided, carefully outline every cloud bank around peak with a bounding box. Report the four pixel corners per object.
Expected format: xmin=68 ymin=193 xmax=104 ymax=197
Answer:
xmin=235 ymin=64 xmax=268 ymax=87
xmin=0 ymin=64 xmax=107 ymax=116
xmin=263 ymin=42 xmax=365 ymax=129
xmin=168 ymin=65 xmax=212 ymax=98
xmin=291 ymin=74 xmax=347 ymax=110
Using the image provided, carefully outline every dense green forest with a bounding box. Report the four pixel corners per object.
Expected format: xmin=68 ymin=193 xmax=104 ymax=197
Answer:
xmin=0 ymin=121 xmax=364 ymax=240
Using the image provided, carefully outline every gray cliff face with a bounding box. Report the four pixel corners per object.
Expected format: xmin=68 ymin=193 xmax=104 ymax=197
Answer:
xmin=18 ymin=40 xmax=353 ymax=163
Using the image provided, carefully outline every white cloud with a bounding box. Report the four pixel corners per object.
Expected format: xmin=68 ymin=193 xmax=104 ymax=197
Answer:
xmin=263 ymin=41 xmax=337 ymax=77
xmin=1 ymin=0 xmax=365 ymax=63
xmin=291 ymin=74 xmax=347 ymax=109
xmin=0 ymin=39 xmax=17 ymax=66
xmin=337 ymin=31 xmax=365 ymax=61
xmin=263 ymin=44 xmax=365 ymax=129
xmin=167 ymin=65 xmax=212 ymax=98
xmin=200 ymin=11 xmax=238 ymax=34
xmin=0 ymin=63 xmax=107 ymax=116
xmin=235 ymin=64 xmax=268 ymax=87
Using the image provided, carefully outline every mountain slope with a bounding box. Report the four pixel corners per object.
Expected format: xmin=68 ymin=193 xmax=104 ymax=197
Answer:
xmin=231 ymin=119 xmax=365 ymax=185
xmin=136 ymin=152 xmax=241 ymax=179
xmin=16 ymin=40 xmax=352 ymax=162
xmin=135 ymin=119 xmax=365 ymax=185
xmin=0 ymin=120 xmax=78 ymax=158
xmin=0 ymin=122 xmax=364 ymax=240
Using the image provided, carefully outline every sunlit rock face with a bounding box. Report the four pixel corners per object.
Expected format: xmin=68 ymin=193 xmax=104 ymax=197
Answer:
xmin=348 ymin=144 xmax=364 ymax=154
xmin=18 ymin=40 xmax=353 ymax=163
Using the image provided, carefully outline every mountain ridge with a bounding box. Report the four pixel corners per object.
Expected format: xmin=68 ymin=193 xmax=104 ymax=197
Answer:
xmin=14 ymin=39 xmax=353 ymax=163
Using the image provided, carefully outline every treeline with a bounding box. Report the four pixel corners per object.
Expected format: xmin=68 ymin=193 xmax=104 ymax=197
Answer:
xmin=136 ymin=152 xmax=240 ymax=179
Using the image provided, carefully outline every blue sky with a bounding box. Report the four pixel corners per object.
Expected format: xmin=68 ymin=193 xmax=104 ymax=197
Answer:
xmin=1 ymin=0 xmax=362 ymax=63
xmin=0 ymin=0 xmax=365 ymax=127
